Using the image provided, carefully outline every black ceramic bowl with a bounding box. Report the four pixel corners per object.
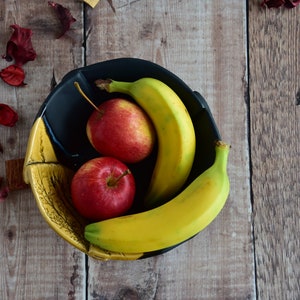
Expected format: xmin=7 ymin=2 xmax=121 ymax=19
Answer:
xmin=23 ymin=58 xmax=220 ymax=260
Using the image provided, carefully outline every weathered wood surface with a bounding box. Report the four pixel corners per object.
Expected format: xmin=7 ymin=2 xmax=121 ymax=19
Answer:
xmin=0 ymin=0 xmax=297 ymax=299
xmin=85 ymin=1 xmax=253 ymax=299
xmin=0 ymin=1 xmax=86 ymax=299
xmin=248 ymin=2 xmax=300 ymax=300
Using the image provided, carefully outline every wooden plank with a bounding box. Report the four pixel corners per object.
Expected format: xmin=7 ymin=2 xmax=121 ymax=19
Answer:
xmin=0 ymin=1 xmax=86 ymax=299
xmin=85 ymin=1 xmax=255 ymax=299
xmin=248 ymin=3 xmax=300 ymax=300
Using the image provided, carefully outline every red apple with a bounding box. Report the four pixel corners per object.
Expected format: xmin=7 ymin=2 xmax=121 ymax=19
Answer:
xmin=86 ymin=98 xmax=156 ymax=163
xmin=71 ymin=157 xmax=135 ymax=221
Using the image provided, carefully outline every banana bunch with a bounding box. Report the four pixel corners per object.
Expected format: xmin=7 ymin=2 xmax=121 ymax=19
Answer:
xmin=95 ymin=77 xmax=196 ymax=208
xmin=85 ymin=141 xmax=230 ymax=253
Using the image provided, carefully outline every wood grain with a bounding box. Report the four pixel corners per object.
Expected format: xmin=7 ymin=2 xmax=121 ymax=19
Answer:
xmin=248 ymin=2 xmax=300 ymax=300
xmin=2 ymin=0 xmax=297 ymax=299
xmin=0 ymin=1 xmax=85 ymax=299
xmin=85 ymin=1 xmax=254 ymax=299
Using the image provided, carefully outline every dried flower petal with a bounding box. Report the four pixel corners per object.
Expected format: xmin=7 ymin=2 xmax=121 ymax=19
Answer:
xmin=0 ymin=177 xmax=9 ymax=203
xmin=0 ymin=187 xmax=9 ymax=202
xmin=284 ymin=0 xmax=300 ymax=7
xmin=0 ymin=103 xmax=19 ymax=127
xmin=48 ymin=1 xmax=76 ymax=38
xmin=261 ymin=0 xmax=285 ymax=7
xmin=2 ymin=24 xmax=36 ymax=66
xmin=0 ymin=65 xmax=26 ymax=87
xmin=261 ymin=0 xmax=300 ymax=7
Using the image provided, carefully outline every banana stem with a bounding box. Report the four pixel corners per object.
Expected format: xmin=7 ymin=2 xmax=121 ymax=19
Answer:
xmin=95 ymin=79 xmax=132 ymax=95
xmin=214 ymin=141 xmax=230 ymax=172
xmin=95 ymin=79 xmax=112 ymax=92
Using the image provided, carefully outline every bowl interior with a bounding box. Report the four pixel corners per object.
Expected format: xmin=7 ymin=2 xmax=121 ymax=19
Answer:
xmin=39 ymin=58 xmax=220 ymax=181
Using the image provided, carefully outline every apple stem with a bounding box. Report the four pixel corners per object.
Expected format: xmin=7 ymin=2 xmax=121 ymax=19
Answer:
xmin=74 ymin=81 xmax=102 ymax=114
xmin=107 ymin=169 xmax=131 ymax=187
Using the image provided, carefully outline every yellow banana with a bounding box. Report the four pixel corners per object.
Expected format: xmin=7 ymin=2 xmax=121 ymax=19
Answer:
xmin=84 ymin=141 xmax=230 ymax=253
xmin=95 ymin=77 xmax=196 ymax=208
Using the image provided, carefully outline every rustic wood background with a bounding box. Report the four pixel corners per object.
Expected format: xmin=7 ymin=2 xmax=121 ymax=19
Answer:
xmin=0 ymin=0 xmax=299 ymax=299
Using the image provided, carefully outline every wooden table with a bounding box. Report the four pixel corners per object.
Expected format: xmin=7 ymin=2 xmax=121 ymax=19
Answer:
xmin=0 ymin=1 xmax=299 ymax=299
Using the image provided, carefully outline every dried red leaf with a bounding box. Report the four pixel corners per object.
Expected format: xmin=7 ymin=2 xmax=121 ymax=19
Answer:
xmin=2 ymin=24 xmax=36 ymax=66
xmin=0 ymin=187 xmax=9 ymax=202
xmin=0 ymin=103 xmax=19 ymax=127
xmin=261 ymin=0 xmax=300 ymax=7
xmin=0 ymin=177 xmax=9 ymax=202
xmin=261 ymin=0 xmax=285 ymax=7
xmin=0 ymin=65 xmax=26 ymax=87
xmin=284 ymin=0 xmax=300 ymax=7
xmin=48 ymin=1 xmax=76 ymax=38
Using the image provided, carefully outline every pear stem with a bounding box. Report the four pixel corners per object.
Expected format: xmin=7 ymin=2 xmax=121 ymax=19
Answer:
xmin=74 ymin=81 xmax=102 ymax=113
xmin=107 ymin=169 xmax=131 ymax=187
